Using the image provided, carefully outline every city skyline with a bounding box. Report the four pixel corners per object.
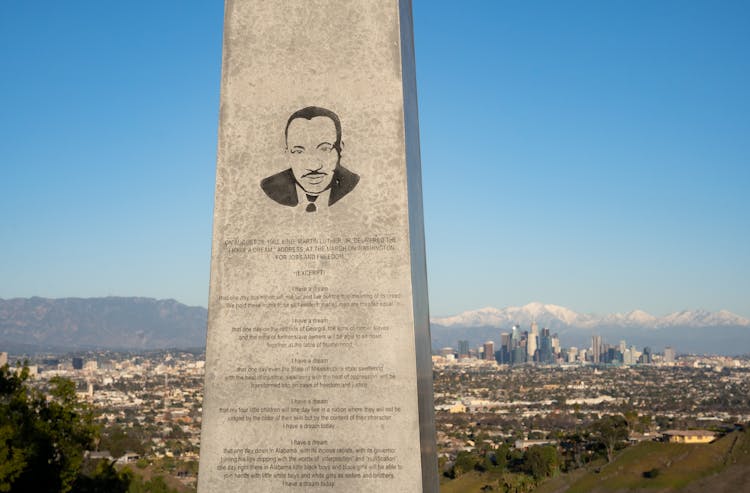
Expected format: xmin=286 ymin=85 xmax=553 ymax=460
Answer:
xmin=446 ymin=322 xmax=671 ymax=364
xmin=1 ymin=1 xmax=748 ymax=319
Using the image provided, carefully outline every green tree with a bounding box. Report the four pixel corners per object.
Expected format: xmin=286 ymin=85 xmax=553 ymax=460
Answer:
xmin=451 ymin=450 xmax=480 ymax=477
xmin=0 ymin=364 xmax=126 ymax=493
xmin=76 ymin=460 xmax=132 ymax=493
xmin=127 ymin=474 xmax=179 ymax=493
xmin=100 ymin=425 xmax=146 ymax=459
xmin=591 ymin=415 xmax=628 ymax=463
xmin=522 ymin=445 xmax=560 ymax=481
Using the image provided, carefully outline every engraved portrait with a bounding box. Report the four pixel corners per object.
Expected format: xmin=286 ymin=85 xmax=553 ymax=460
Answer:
xmin=261 ymin=106 xmax=360 ymax=212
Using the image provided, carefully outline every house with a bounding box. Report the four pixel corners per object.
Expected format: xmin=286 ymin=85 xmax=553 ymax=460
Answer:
xmin=662 ymin=430 xmax=716 ymax=444
xmin=514 ymin=439 xmax=557 ymax=450
xmin=116 ymin=452 xmax=141 ymax=464
xmin=448 ymin=401 xmax=467 ymax=414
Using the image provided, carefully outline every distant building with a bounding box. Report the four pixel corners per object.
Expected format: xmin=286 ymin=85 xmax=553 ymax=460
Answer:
xmin=551 ymin=334 xmax=560 ymax=355
xmin=538 ymin=329 xmax=554 ymax=364
xmin=628 ymin=432 xmax=657 ymax=444
xmin=592 ymin=335 xmax=602 ymax=364
xmin=623 ymin=348 xmax=635 ymax=365
xmin=510 ymin=325 xmax=522 ymax=356
xmin=606 ymin=347 xmax=623 ymax=364
xmin=640 ymin=347 xmax=653 ymax=364
xmin=116 ymin=452 xmax=141 ymax=464
xmin=662 ymin=430 xmax=715 ymax=444
xmin=0 ymin=352 xmax=7 ymax=367
xmin=567 ymin=347 xmax=578 ymax=363
xmin=512 ymin=344 xmax=526 ymax=365
xmin=85 ymin=450 xmax=113 ymax=461
xmin=483 ymin=341 xmax=495 ymax=361
xmin=578 ymin=348 xmax=587 ymax=362
xmin=664 ymin=346 xmax=676 ymax=363
xmin=498 ymin=332 xmax=511 ymax=364
xmin=458 ymin=340 xmax=469 ymax=358
xmin=72 ymin=357 xmax=84 ymax=370
xmin=500 ymin=333 xmax=510 ymax=350
xmin=440 ymin=347 xmax=455 ymax=358
xmin=527 ymin=324 xmax=538 ymax=361
xmin=448 ymin=401 xmax=467 ymax=414
xmin=514 ymin=438 xmax=557 ymax=450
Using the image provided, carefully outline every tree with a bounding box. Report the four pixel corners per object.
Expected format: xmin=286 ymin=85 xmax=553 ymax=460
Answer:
xmin=591 ymin=415 xmax=628 ymax=463
xmin=522 ymin=445 xmax=560 ymax=481
xmin=0 ymin=364 xmax=128 ymax=493
xmin=75 ymin=460 xmax=132 ymax=493
xmin=451 ymin=451 xmax=480 ymax=477
xmin=100 ymin=424 xmax=146 ymax=459
xmin=127 ymin=474 xmax=179 ymax=493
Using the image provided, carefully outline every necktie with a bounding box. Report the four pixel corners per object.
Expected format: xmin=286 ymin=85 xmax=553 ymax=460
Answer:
xmin=305 ymin=194 xmax=318 ymax=213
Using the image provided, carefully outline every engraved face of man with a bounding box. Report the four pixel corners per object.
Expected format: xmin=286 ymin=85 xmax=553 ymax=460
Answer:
xmin=286 ymin=116 xmax=340 ymax=195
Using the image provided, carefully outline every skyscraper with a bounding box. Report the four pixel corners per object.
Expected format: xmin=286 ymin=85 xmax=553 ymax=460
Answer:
xmin=664 ymin=346 xmax=676 ymax=363
xmin=499 ymin=333 xmax=511 ymax=364
xmin=483 ymin=341 xmax=495 ymax=361
xmin=511 ymin=325 xmax=521 ymax=346
xmin=551 ymin=333 xmax=560 ymax=355
xmin=567 ymin=347 xmax=578 ymax=363
xmin=538 ymin=328 xmax=554 ymax=364
xmin=500 ymin=332 xmax=510 ymax=349
xmin=640 ymin=346 xmax=653 ymax=364
xmin=527 ymin=323 xmax=539 ymax=362
xmin=458 ymin=340 xmax=469 ymax=358
xmin=592 ymin=335 xmax=602 ymax=364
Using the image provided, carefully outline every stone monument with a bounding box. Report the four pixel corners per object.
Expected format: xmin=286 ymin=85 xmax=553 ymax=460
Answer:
xmin=198 ymin=1 xmax=437 ymax=491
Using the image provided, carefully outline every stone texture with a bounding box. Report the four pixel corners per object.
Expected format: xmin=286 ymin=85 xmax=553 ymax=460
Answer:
xmin=198 ymin=1 xmax=436 ymax=491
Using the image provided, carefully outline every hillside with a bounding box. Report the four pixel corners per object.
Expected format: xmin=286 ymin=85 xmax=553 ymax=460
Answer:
xmin=535 ymin=429 xmax=750 ymax=493
xmin=0 ymin=297 xmax=207 ymax=352
xmin=439 ymin=429 xmax=750 ymax=493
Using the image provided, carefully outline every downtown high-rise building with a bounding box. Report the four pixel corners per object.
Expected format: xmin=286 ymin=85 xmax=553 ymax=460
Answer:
xmin=640 ymin=346 xmax=653 ymax=364
xmin=483 ymin=341 xmax=495 ymax=361
xmin=458 ymin=340 xmax=470 ymax=358
xmin=527 ymin=322 xmax=539 ymax=361
xmin=664 ymin=346 xmax=676 ymax=363
xmin=592 ymin=335 xmax=602 ymax=364
xmin=538 ymin=328 xmax=554 ymax=364
xmin=499 ymin=332 xmax=511 ymax=364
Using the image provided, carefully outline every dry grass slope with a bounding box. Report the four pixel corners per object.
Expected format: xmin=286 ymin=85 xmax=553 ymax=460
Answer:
xmin=538 ymin=428 xmax=750 ymax=493
xmin=441 ymin=429 xmax=750 ymax=493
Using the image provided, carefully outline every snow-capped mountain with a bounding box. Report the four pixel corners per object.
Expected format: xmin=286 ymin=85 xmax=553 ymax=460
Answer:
xmin=432 ymin=303 xmax=585 ymax=329
xmin=431 ymin=302 xmax=750 ymax=329
xmin=429 ymin=303 xmax=750 ymax=355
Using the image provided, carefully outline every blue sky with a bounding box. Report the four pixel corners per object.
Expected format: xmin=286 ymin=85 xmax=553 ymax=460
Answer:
xmin=1 ymin=1 xmax=748 ymax=318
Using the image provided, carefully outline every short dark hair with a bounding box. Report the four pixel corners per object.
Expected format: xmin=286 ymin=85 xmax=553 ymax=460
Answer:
xmin=284 ymin=106 xmax=342 ymax=153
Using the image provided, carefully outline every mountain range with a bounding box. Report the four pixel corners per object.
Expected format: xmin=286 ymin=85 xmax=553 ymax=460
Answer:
xmin=1 ymin=297 xmax=748 ymax=356
xmin=432 ymin=302 xmax=749 ymax=330
xmin=430 ymin=302 xmax=750 ymax=356
xmin=0 ymin=297 xmax=207 ymax=353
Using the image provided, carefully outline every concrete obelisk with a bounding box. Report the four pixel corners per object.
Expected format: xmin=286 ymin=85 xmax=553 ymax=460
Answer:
xmin=198 ymin=1 xmax=437 ymax=491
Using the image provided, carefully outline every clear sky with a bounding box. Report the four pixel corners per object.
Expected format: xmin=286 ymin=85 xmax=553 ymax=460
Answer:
xmin=1 ymin=1 xmax=748 ymax=319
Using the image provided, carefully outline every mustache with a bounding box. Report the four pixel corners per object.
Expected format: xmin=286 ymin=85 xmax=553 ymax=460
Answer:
xmin=302 ymin=170 xmax=328 ymax=178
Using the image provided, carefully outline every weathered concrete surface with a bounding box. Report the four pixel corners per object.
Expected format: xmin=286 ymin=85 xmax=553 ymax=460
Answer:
xmin=198 ymin=1 xmax=436 ymax=491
